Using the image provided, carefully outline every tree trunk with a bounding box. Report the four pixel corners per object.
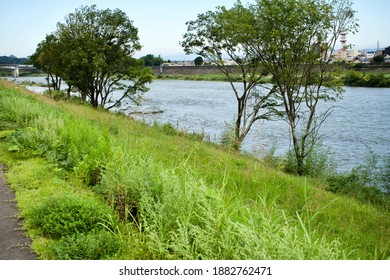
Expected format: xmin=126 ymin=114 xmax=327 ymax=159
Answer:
xmin=233 ymin=98 xmax=244 ymax=150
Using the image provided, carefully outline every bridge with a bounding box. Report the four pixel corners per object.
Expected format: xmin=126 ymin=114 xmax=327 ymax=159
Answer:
xmin=0 ymin=64 xmax=38 ymax=78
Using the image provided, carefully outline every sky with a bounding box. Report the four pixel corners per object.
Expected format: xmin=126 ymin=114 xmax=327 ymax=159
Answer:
xmin=0 ymin=0 xmax=388 ymax=60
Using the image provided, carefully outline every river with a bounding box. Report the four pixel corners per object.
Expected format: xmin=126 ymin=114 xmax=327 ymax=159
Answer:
xmin=12 ymin=77 xmax=390 ymax=173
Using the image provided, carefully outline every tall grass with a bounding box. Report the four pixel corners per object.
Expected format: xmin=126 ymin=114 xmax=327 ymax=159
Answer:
xmin=0 ymin=79 xmax=389 ymax=259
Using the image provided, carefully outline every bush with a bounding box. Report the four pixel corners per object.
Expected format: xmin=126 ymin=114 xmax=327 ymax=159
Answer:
xmin=281 ymin=143 xmax=337 ymax=179
xmin=219 ymin=122 xmax=235 ymax=149
xmin=27 ymin=196 xmax=110 ymax=238
xmin=48 ymin=231 xmax=122 ymax=259
xmin=342 ymin=71 xmax=366 ymax=87
xmin=326 ymin=150 xmax=390 ymax=209
xmin=342 ymin=71 xmax=390 ymax=87
xmin=154 ymin=122 xmax=177 ymax=136
xmin=94 ymin=150 xmax=164 ymax=222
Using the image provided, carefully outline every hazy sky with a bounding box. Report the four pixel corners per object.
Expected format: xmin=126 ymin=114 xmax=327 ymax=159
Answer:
xmin=0 ymin=0 xmax=388 ymax=59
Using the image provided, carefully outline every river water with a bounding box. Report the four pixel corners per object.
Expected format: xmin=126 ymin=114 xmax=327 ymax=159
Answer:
xmin=12 ymin=77 xmax=390 ymax=173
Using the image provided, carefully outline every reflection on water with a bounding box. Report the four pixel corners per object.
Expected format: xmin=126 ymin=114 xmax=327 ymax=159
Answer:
xmin=11 ymin=77 xmax=390 ymax=172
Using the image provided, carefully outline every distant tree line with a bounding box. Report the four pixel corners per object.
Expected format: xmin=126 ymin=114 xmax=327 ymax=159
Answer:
xmin=140 ymin=54 xmax=165 ymax=66
xmin=0 ymin=56 xmax=28 ymax=64
xmin=343 ymin=71 xmax=390 ymax=87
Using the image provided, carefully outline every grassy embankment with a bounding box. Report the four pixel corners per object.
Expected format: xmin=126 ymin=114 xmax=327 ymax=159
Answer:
xmin=0 ymin=79 xmax=389 ymax=260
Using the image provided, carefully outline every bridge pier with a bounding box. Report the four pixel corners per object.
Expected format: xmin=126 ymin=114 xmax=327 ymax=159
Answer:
xmin=12 ymin=65 xmax=19 ymax=78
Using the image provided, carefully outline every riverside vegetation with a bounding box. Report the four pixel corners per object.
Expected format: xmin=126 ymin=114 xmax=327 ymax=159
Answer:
xmin=155 ymin=70 xmax=390 ymax=87
xmin=0 ymin=79 xmax=389 ymax=260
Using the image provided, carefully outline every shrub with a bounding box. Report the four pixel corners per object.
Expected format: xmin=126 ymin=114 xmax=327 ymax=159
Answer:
xmin=219 ymin=122 xmax=235 ymax=149
xmin=95 ymin=150 xmax=164 ymax=222
xmin=48 ymin=231 xmax=122 ymax=260
xmin=326 ymin=150 xmax=390 ymax=209
xmin=281 ymin=142 xmax=337 ymax=179
xmin=154 ymin=122 xmax=177 ymax=136
xmin=379 ymin=157 xmax=390 ymax=193
xmin=342 ymin=70 xmax=366 ymax=87
xmin=27 ymin=195 xmax=110 ymax=238
xmin=342 ymin=71 xmax=390 ymax=87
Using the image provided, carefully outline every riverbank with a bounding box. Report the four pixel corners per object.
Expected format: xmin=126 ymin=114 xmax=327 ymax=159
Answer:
xmin=5 ymin=66 xmax=390 ymax=87
xmin=5 ymin=77 xmax=390 ymax=174
xmin=149 ymin=65 xmax=390 ymax=87
xmin=0 ymin=79 xmax=389 ymax=259
xmin=155 ymin=70 xmax=390 ymax=87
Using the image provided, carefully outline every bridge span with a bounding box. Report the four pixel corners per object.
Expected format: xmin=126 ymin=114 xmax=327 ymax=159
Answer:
xmin=0 ymin=64 xmax=37 ymax=78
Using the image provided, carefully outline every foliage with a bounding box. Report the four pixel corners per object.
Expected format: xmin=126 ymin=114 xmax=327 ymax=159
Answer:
xmin=29 ymin=34 xmax=63 ymax=91
xmin=342 ymin=71 xmax=390 ymax=87
xmin=326 ymin=150 xmax=390 ymax=209
xmin=182 ymin=1 xmax=280 ymax=150
xmin=219 ymin=122 xmax=236 ymax=149
xmin=94 ymin=151 xmax=164 ymax=222
xmin=1 ymin=80 xmax=389 ymax=260
xmin=282 ymin=142 xmax=337 ymax=179
xmin=250 ymin=0 xmax=358 ymax=175
xmin=194 ymin=56 xmax=204 ymax=66
xmin=26 ymin=195 xmax=109 ymax=238
xmin=138 ymin=166 xmax=347 ymax=259
xmin=372 ymin=55 xmax=384 ymax=63
xmin=31 ymin=5 xmax=153 ymax=109
xmin=48 ymin=231 xmax=122 ymax=259
xmin=140 ymin=54 xmax=165 ymax=66
xmin=342 ymin=70 xmax=366 ymax=86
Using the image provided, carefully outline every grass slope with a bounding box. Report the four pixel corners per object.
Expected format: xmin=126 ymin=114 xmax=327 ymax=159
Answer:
xmin=0 ymin=79 xmax=388 ymax=259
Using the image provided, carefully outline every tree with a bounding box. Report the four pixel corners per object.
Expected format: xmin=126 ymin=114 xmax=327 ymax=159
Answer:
xmin=182 ymin=1 xmax=279 ymax=150
xmin=372 ymin=55 xmax=384 ymax=63
xmin=140 ymin=54 xmax=165 ymax=66
xmin=250 ymin=0 xmax=358 ymax=175
xmin=38 ymin=5 xmax=153 ymax=108
xmin=29 ymin=34 xmax=63 ymax=92
xmin=194 ymin=56 xmax=204 ymax=66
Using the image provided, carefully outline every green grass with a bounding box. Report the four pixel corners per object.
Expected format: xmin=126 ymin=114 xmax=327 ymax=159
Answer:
xmin=0 ymin=79 xmax=389 ymax=259
xmin=156 ymin=73 xmax=273 ymax=83
xmin=155 ymin=69 xmax=390 ymax=88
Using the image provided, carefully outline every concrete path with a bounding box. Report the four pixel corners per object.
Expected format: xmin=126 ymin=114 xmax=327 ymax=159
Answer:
xmin=0 ymin=164 xmax=36 ymax=260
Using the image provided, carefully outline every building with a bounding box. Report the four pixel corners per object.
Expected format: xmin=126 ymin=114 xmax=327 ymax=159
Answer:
xmin=331 ymin=48 xmax=359 ymax=62
xmin=366 ymin=51 xmax=376 ymax=60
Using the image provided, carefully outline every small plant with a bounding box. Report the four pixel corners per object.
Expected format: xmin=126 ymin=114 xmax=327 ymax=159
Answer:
xmin=219 ymin=122 xmax=235 ymax=149
xmin=27 ymin=195 xmax=110 ymax=238
xmin=326 ymin=149 xmax=390 ymax=209
xmin=95 ymin=150 xmax=164 ymax=223
xmin=278 ymin=142 xmax=337 ymax=179
xmin=48 ymin=231 xmax=123 ymax=260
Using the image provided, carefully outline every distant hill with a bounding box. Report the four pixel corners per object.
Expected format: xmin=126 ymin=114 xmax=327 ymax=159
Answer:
xmin=0 ymin=55 xmax=28 ymax=65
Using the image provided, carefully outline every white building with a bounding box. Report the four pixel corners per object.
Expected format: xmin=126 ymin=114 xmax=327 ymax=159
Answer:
xmin=366 ymin=51 xmax=376 ymax=60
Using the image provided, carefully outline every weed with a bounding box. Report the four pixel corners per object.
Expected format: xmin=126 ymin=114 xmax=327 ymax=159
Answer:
xmin=48 ymin=231 xmax=123 ymax=259
xmin=1 ymin=79 xmax=389 ymax=260
xmin=27 ymin=195 xmax=110 ymax=238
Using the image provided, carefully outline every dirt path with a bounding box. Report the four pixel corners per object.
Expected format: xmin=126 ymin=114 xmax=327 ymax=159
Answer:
xmin=0 ymin=164 xmax=36 ymax=260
